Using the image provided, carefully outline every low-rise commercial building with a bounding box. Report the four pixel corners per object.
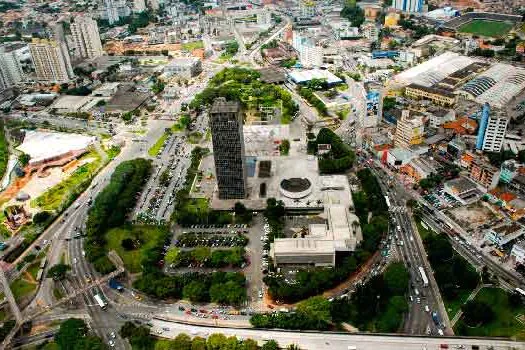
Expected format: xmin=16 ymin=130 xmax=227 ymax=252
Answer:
xmin=511 ymin=241 xmax=525 ymax=265
xmin=485 ymin=223 xmax=525 ymax=247
xmin=469 ymin=159 xmax=500 ymax=190
xmin=444 ymin=176 xmax=482 ymax=204
xmin=164 ymin=57 xmax=202 ymax=78
xmin=405 ymin=83 xmax=456 ymax=106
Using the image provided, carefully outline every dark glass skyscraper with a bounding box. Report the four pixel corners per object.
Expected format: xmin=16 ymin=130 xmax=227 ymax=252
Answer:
xmin=209 ymin=98 xmax=247 ymax=199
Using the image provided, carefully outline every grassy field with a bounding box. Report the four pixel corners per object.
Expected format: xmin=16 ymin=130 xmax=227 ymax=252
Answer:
xmin=181 ymin=40 xmax=204 ymax=51
xmin=32 ymin=150 xmax=102 ymax=212
xmin=187 ymin=132 xmax=203 ymax=144
xmin=105 ymin=225 xmax=167 ymax=273
xmin=446 ymin=288 xmax=472 ymax=319
xmin=459 ymin=20 xmax=513 ymax=37
xmin=415 ymin=220 xmax=434 ymax=241
xmin=10 ymin=278 xmax=37 ymax=303
xmin=455 ymin=287 xmax=525 ymax=339
xmin=148 ymin=132 xmax=169 ymax=157
xmin=27 ymin=262 xmax=41 ymax=281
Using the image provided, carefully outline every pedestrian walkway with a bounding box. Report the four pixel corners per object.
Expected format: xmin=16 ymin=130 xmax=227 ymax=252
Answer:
xmin=450 ymin=284 xmax=492 ymax=327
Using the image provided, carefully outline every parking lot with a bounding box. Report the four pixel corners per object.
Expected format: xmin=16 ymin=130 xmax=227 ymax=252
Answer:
xmin=135 ymin=134 xmax=191 ymax=223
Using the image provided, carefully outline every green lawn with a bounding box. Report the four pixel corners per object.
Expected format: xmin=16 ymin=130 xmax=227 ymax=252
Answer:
xmin=455 ymin=287 xmax=525 ymax=340
xmin=0 ymin=119 xmax=8 ymax=182
xmin=148 ymin=133 xmax=169 ymax=157
xmin=459 ymin=20 xmax=513 ymax=37
xmin=32 ymin=150 xmax=102 ymax=212
xmin=181 ymin=40 xmax=204 ymax=51
xmin=27 ymin=262 xmax=41 ymax=281
xmin=105 ymin=225 xmax=167 ymax=273
xmin=416 ymin=220 xmax=434 ymax=241
xmin=10 ymin=278 xmax=37 ymax=303
xmin=445 ymin=288 xmax=472 ymax=319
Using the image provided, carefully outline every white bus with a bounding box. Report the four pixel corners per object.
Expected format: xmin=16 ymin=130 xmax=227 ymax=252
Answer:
xmin=419 ymin=266 xmax=429 ymax=288
xmin=94 ymin=294 xmax=107 ymax=310
xmin=515 ymin=287 xmax=525 ymax=297
xmin=384 ymin=195 xmax=390 ymax=208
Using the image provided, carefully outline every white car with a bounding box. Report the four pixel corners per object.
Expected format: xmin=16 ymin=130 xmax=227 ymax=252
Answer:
xmin=110 ymin=332 xmax=116 ymax=339
xmin=108 ymin=340 xmax=115 ymax=347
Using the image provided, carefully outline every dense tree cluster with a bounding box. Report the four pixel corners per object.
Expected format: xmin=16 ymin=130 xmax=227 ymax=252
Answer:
xmin=224 ymin=41 xmax=240 ymax=55
xmin=309 ymin=128 xmax=355 ymax=174
xmin=424 ymin=234 xmax=480 ymax=300
xmin=331 ymin=263 xmax=410 ymax=332
xmin=133 ymin=271 xmax=246 ymax=305
xmin=165 ymin=247 xmax=245 ymax=268
xmin=47 ymin=264 xmax=71 ymax=281
xmin=55 ymin=318 xmax=106 ymax=350
xmin=461 ymin=300 xmax=494 ymax=326
xmin=251 ymin=296 xmax=331 ymax=330
xmin=188 ymin=68 xmax=298 ymax=121
xmin=85 ymin=158 xmax=152 ymax=273
xmin=341 ymin=0 xmax=365 ymax=27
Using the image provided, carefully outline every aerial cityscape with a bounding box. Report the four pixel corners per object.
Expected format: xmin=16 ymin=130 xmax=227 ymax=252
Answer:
xmin=1 ymin=0 xmax=525 ymax=348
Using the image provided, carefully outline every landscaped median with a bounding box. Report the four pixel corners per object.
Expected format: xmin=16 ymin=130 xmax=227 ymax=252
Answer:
xmin=148 ymin=132 xmax=169 ymax=157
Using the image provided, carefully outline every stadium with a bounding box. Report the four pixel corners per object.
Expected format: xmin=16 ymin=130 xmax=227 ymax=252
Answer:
xmin=441 ymin=12 xmax=522 ymax=37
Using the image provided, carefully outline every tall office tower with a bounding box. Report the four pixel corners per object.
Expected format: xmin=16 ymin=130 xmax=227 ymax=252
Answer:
xmin=0 ymin=49 xmax=23 ymax=90
xmin=133 ymin=0 xmax=147 ymax=12
xmin=392 ymin=0 xmax=423 ymax=13
xmin=299 ymin=0 xmax=316 ymax=18
xmin=29 ymin=40 xmax=74 ymax=83
xmin=70 ymin=16 xmax=104 ymax=59
xmin=103 ymin=0 xmax=121 ymax=25
xmin=209 ymin=98 xmax=247 ymax=200
xmin=292 ymin=31 xmax=322 ymax=68
xmin=475 ymin=103 xmax=508 ymax=153
xmin=394 ymin=110 xmax=424 ymax=148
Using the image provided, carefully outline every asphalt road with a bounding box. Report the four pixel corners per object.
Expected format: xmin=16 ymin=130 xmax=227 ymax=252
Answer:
xmin=371 ymin=166 xmax=449 ymax=336
xmin=151 ymin=318 xmax=525 ymax=350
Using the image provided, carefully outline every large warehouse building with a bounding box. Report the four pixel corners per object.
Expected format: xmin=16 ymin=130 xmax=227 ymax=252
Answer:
xmin=393 ymin=51 xmax=525 ymax=109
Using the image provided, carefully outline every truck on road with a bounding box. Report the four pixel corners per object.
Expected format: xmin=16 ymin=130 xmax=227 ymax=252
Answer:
xmin=419 ymin=266 xmax=429 ymax=287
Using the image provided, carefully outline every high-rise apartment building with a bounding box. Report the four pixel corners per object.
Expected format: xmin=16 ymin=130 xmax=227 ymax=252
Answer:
xmin=0 ymin=48 xmax=23 ymax=90
xmin=394 ymin=110 xmax=424 ymax=148
xmin=101 ymin=0 xmax=131 ymax=25
xmin=209 ymin=98 xmax=247 ymax=200
xmin=476 ymin=103 xmax=508 ymax=153
xmin=70 ymin=16 xmax=104 ymax=59
xmin=392 ymin=0 xmax=423 ymax=13
xmin=292 ymin=31 xmax=322 ymax=68
xmin=29 ymin=40 xmax=74 ymax=83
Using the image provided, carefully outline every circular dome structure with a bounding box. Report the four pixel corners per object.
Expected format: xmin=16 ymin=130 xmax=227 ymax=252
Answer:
xmin=279 ymin=177 xmax=312 ymax=199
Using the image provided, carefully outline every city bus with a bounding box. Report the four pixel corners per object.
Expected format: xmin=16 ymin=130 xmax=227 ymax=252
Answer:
xmin=94 ymin=294 xmax=107 ymax=310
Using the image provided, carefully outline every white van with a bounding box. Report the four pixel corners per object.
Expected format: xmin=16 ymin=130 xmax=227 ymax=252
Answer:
xmin=424 ymin=305 xmax=430 ymax=312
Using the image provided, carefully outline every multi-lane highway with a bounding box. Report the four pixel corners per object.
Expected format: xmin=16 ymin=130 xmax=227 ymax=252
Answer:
xmin=151 ymin=318 xmax=525 ymax=350
xmin=371 ymin=165 xmax=450 ymax=337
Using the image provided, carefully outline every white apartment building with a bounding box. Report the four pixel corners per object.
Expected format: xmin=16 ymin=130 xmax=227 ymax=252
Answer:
xmin=29 ymin=40 xmax=74 ymax=83
xmin=481 ymin=113 xmax=509 ymax=153
xmin=133 ymin=0 xmax=147 ymax=12
xmin=292 ymin=31 xmax=322 ymax=68
xmin=0 ymin=49 xmax=24 ymax=90
xmin=361 ymin=22 xmax=379 ymax=41
xmin=299 ymin=0 xmax=316 ymax=18
xmin=511 ymin=241 xmax=525 ymax=265
xmin=395 ymin=110 xmax=424 ymax=148
xmin=101 ymin=0 xmax=131 ymax=25
xmin=71 ymin=16 xmax=104 ymax=59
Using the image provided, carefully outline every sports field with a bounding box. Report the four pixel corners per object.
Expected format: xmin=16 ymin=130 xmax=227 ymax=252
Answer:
xmin=459 ymin=19 xmax=513 ymax=37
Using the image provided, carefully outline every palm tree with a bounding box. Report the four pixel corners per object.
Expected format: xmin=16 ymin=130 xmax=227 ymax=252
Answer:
xmin=287 ymin=345 xmax=301 ymax=350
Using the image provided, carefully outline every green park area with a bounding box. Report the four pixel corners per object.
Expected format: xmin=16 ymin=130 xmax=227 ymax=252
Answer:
xmin=459 ymin=20 xmax=513 ymax=37
xmin=181 ymin=40 xmax=204 ymax=51
xmin=189 ymin=67 xmax=298 ymax=124
xmin=10 ymin=276 xmax=37 ymax=303
xmin=148 ymin=132 xmax=169 ymax=157
xmin=455 ymin=287 xmax=525 ymax=339
xmin=0 ymin=119 xmax=8 ymax=181
xmin=32 ymin=149 xmax=103 ymax=213
xmin=105 ymin=225 xmax=168 ymax=273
